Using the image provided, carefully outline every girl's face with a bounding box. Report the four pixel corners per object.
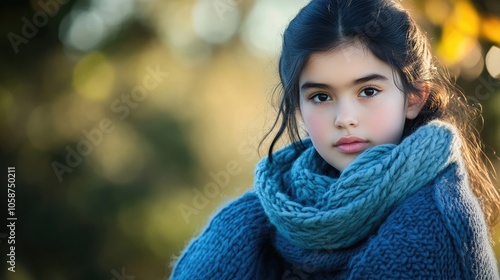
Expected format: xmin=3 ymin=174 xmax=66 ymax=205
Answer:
xmin=299 ymin=42 xmax=419 ymax=172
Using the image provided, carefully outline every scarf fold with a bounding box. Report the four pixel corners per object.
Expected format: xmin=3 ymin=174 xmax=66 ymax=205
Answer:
xmin=255 ymin=120 xmax=461 ymax=250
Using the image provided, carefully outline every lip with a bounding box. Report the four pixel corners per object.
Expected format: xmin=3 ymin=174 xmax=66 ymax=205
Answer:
xmin=334 ymin=136 xmax=369 ymax=154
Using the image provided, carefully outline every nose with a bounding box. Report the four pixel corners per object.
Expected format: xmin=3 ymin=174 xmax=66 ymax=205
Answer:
xmin=334 ymin=101 xmax=358 ymax=128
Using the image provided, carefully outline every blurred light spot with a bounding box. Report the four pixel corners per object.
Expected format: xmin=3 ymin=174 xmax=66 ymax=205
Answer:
xmin=59 ymin=0 xmax=134 ymax=52
xmin=460 ymin=41 xmax=483 ymax=80
xmin=92 ymin=123 xmax=145 ymax=184
xmin=485 ymin=46 xmax=500 ymax=79
xmin=192 ymin=0 xmax=240 ymax=44
xmin=436 ymin=0 xmax=481 ymax=66
xmin=156 ymin=4 xmax=213 ymax=65
xmin=59 ymin=10 xmax=106 ymax=52
xmin=241 ymin=0 xmax=309 ymax=55
xmin=437 ymin=22 xmax=477 ymax=66
xmin=158 ymin=4 xmax=195 ymax=49
xmin=50 ymin=94 xmax=105 ymax=140
xmin=90 ymin=0 xmax=134 ymax=29
xmin=71 ymin=99 xmax=106 ymax=138
xmin=73 ymin=52 xmax=115 ymax=101
xmin=452 ymin=0 xmax=479 ymax=36
xmin=27 ymin=104 xmax=55 ymax=150
xmin=424 ymin=0 xmax=452 ymax=25
xmin=482 ymin=17 xmax=500 ymax=44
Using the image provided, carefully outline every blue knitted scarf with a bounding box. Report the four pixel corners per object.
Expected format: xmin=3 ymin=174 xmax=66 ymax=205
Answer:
xmin=255 ymin=120 xmax=461 ymax=250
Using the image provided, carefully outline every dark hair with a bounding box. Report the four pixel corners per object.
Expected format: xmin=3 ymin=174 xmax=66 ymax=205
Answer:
xmin=261 ymin=0 xmax=500 ymax=230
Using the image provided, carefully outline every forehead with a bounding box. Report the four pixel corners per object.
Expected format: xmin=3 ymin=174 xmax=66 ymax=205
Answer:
xmin=299 ymin=42 xmax=398 ymax=86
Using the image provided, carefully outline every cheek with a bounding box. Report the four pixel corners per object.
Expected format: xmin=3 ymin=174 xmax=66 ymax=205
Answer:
xmin=302 ymin=110 xmax=330 ymax=138
xmin=364 ymin=102 xmax=405 ymax=142
xmin=366 ymin=109 xmax=395 ymax=128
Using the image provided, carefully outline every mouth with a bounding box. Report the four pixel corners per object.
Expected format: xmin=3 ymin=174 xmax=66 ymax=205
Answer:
xmin=334 ymin=136 xmax=369 ymax=154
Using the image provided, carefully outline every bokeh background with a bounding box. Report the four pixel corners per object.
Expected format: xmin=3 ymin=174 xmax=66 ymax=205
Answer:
xmin=0 ymin=0 xmax=499 ymax=279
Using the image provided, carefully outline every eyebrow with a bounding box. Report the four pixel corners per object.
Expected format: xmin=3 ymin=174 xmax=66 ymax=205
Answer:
xmin=300 ymin=73 xmax=389 ymax=91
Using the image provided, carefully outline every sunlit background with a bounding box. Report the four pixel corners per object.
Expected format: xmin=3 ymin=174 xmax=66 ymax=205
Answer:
xmin=0 ymin=0 xmax=499 ymax=279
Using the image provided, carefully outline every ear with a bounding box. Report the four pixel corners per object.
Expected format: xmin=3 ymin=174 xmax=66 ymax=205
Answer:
xmin=406 ymin=82 xmax=430 ymax=120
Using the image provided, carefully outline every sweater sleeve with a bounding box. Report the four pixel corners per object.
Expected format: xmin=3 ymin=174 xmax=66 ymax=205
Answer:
xmin=170 ymin=191 xmax=274 ymax=280
xmin=349 ymin=164 xmax=499 ymax=279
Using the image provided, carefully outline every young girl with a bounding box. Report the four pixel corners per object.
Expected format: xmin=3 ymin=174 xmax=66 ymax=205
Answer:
xmin=171 ymin=0 xmax=500 ymax=278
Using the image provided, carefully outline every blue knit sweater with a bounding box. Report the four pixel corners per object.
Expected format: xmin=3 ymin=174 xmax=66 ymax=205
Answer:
xmin=171 ymin=123 xmax=499 ymax=279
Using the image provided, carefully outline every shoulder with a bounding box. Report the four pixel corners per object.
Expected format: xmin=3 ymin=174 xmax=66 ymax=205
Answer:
xmin=431 ymin=163 xmax=499 ymax=279
xmin=192 ymin=190 xmax=269 ymax=240
xmin=350 ymin=164 xmax=499 ymax=278
xmin=431 ymin=163 xmax=490 ymax=250
xmin=388 ymin=163 xmax=491 ymax=250
xmin=350 ymin=169 xmax=460 ymax=278
xmin=431 ymin=163 xmax=487 ymax=233
xmin=210 ymin=191 xmax=263 ymax=221
xmin=171 ymin=191 xmax=273 ymax=279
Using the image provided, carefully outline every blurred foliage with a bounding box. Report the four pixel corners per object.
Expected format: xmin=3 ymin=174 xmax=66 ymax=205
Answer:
xmin=0 ymin=0 xmax=499 ymax=279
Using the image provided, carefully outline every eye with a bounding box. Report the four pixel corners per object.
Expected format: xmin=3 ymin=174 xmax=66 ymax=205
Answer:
xmin=359 ymin=87 xmax=380 ymax=97
xmin=311 ymin=93 xmax=332 ymax=103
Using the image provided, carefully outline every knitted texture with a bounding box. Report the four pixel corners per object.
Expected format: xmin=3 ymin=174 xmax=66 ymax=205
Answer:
xmin=255 ymin=120 xmax=460 ymax=249
xmin=171 ymin=121 xmax=499 ymax=279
